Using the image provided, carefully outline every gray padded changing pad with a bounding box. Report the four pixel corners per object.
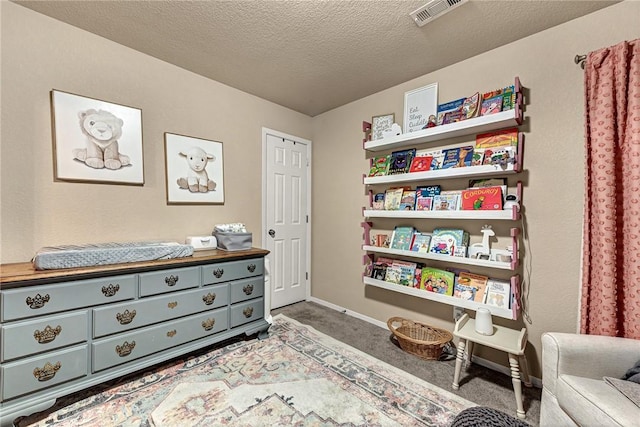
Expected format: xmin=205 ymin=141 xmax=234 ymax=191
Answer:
xmin=33 ymin=241 xmax=194 ymax=270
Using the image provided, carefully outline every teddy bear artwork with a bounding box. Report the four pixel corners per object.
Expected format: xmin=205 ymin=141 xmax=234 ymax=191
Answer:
xmin=73 ymin=109 xmax=131 ymax=170
xmin=177 ymin=146 xmax=217 ymax=193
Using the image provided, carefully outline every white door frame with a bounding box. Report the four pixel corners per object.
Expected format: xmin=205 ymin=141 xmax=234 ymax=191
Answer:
xmin=261 ymin=127 xmax=312 ymax=314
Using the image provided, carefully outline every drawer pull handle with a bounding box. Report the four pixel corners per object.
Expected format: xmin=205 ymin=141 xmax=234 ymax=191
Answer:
xmin=213 ymin=268 xmax=224 ymax=278
xmin=168 ymin=301 xmax=178 ymax=309
xmin=116 ymin=309 xmax=137 ymax=325
xmin=25 ymin=293 xmax=50 ymax=309
xmin=167 ymin=330 xmax=177 ymax=338
xmin=33 ymin=325 xmax=62 ymax=344
xmin=248 ymin=264 xmax=256 ymax=273
xmin=101 ymin=284 xmax=120 ymax=297
xmin=243 ymin=284 xmax=254 ymax=295
xmin=202 ymin=318 xmax=216 ymax=331
xmin=33 ymin=361 xmax=61 ymax=382
xmin=243 ymin=307 xmax=254 ymax=318
xmin=165 ymin=275 xmax=179 ymax=287
xmin=116 ymin=340 xmax=136 ymax=357
xmin=202 ymin=293 xmax=217 ymax=305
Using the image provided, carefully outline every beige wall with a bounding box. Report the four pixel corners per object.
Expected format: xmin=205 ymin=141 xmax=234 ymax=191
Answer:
xmin=0 ymin=1 xmax=311 ymax=263
xmin=2 ymin=1 xmax=639 ymax=379
xmin=311 ymin=1 xmax=640 ymax=378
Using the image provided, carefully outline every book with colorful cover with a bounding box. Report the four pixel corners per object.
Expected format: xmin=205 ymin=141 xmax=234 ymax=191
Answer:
xmin=410 ymin=232 xmax=432 ymax=252
xmin=390 ymin=226 xmax=415 ymax=250
xmin=453 ymin=282 xmax=477 ymax=301
xmin=475 ymin=128 xmax=518 ymax=149
xmin=370 ymin=257 xmax=394 ymax=281
xmin=441 ymin=146 xmax=474 ymax=169
xmin=408 ymin=155 xmax=433 ymax=173
xmin=485 ymin=278 xmax=511 ymax=309
xmin=372 ymin=192 xmax=385 ymax=210
xmin=456 ymin=272 xmax=489 ymax=303
xmin=399 ymin=190 xmax=417 ymax=210
xmin=368 ymin=155 xmax=390 ymax=177
xmin=432 ymin=191 xmax=460 ymax=211
xmin=483 ymin=146 xmax=516 ymax=168
xmin=471 ymin=148 xmax=485 ymax=166
xmin=420 ymin=267 xmax=455 ymax=296
xmin=436 ymin=98 xmax=465 ymax=125
xmin=462 ymin=92 xmax=481 ymax=119
xmin=469 ymin=178 xmax=507 ymax=203
xmin=391 ymin=260 xmax=418 ymax=286
xmin=384 ymin=188 xmax=403 ymax=210
xmin=460 ymin=186 xmax=503 ymax=210
xmin=387 ymin=149 xmax=416 ymax=175
xmin=415 ymin=185 xmax=441 ymax=211
xmin=428 ymin=228 xmax=467 ymax=256
xmin=480 ymin=95 xmax=503 ymax=116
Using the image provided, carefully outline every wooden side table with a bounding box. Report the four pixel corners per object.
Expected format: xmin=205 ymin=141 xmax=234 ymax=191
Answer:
xmin=451 ymin=313 xmax=532 ymax=419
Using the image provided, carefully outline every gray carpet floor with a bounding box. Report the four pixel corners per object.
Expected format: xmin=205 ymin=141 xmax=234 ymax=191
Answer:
xmin=273 ymin=301 xmax=541 ymax=426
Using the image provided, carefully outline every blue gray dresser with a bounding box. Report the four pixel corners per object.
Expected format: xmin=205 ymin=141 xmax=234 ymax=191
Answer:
xmin=0 ymin=248 xmax=270 ymax=426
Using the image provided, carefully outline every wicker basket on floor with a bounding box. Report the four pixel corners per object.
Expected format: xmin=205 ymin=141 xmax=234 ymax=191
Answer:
xmin=387 ymin=316 xmax=453 ymax=360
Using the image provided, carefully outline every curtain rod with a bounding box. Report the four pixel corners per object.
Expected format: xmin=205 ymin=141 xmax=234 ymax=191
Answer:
xmin=575 ymin=54 xmax=586 ymax=69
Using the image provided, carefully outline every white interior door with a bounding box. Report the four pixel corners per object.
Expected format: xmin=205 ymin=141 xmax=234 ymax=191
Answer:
xmin=263 ymin=129 xmax=310 ymax=309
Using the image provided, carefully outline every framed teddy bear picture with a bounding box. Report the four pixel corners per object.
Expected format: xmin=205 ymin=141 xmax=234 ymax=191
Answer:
xmin=164 ymin=132 xmax=225 ymax=205
xmin=50 ymin=90 xmax=144 ymax=185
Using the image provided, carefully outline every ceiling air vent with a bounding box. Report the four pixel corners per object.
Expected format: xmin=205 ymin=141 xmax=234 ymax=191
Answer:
xmin=410 ymin=0 xmax=468 ymax=27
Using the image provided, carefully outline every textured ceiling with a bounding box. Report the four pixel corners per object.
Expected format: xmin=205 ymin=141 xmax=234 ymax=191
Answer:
xmin=13 ymin=0 xmax=618 ymax=116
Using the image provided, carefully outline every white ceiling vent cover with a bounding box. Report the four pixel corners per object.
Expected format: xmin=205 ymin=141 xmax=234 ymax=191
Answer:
xmin=410 ymin=0 xmax=468 ymax=27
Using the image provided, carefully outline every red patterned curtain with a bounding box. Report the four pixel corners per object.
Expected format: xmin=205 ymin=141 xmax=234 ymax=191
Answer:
xmin=581 ymin=38 xmax=640 ymax=338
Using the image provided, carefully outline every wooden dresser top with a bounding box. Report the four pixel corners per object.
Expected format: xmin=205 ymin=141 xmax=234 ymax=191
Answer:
xmin=0 ymin=248 xmax=269 ymax=288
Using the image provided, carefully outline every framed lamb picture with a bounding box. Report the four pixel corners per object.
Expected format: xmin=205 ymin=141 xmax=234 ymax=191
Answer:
xmin=164 ymin=133 xmax=225 ymax=205
xmin=403 ymin=83 xmax=438 ymax=133
xmin=50 ymin=90 xmax=144 ymax=185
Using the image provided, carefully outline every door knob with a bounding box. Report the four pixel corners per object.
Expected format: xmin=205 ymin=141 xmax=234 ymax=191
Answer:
xmin=268 ymin=229 xmax=275 ymax=238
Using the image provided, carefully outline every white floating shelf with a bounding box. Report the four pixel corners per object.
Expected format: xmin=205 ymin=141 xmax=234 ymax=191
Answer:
xmin=364 ymin=109 xmax=521 ymax=152
xmin=364 ymin=164 xmax=517 ymax=185
xmin=362 ymin=208 xmax=518 ymax=221
xmin=363 ymin=276 xmax=515 ymax=320
xmin=362 ymin=245 xmax=515 ymax=270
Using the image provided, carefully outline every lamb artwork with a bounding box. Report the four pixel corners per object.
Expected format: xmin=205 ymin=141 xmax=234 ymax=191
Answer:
xmin=73 ymin=109 xmax=130 ymax=170
xmin=177 ymin=146 xmax=217 ymax=193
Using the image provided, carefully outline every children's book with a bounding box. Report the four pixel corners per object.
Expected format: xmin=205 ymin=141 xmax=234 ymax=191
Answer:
xmin=368 ymin=155 xmax=390 ymax=177
xmin=384 ymin=264 xmax=402 ymax=284
xmin=480 ymin=95 xmax=503 ymax=116
xmin=428 ymin=228 xmax=467 ymax=256
xmin=501 ymin=85 xmax=515 ymax=110
xmin=415 ymin=185 xmax=441 ymax=211
xmin=460 ymin=186 xmax=503 ymax=210
xmin=456 ymin=272 xmax=489 ymax=303
xmin=370 ymin=257 xmax=394 ymax=281
xmin=408 ymin=155 xmax=433 ymax=173
xmin=441 ymin=146 xmax=474 ymax=169
xmin=420 ymin=267 xmax=455 ymax=296
xmin=414 ymin=268 xmax=422 ymax=289
xmin=399 ymin=190 xmax=417 ymax=210
xmin=453 ymin=282 xmax=477 ymax=301
xmin=432 ymin=191 xmax=461 ymax=211
xmin=469 ymin=178 xmax=507 ymax=203
xmin=461 ymin=92 xmax=481 ymax=119
xmin=410 ymin=232 xmax=432 ymax=252
xmin=384 ymin=188 xmax=403 ymax=210
xmin=389 ymin=226 xmax=415 ymax=251
xmin=387 ymin=149 xmax=416 ymax=175
xmin=390 ymin=260 xmax=418 ymax=286
xmin=475 ymin=128 xmax=518 ymax=149
xmin=485 ymin=279 xmax=511 ymax=309
xmin=471 ymin=148 xmax=485 ymax=166
xmin=374 ymin=233 xmax=389 ymax=247
xmin=372 ymin=192 xmax=385 ymax=210
xmin=436 ymin=98 xmax=465 ymax=125
xmin=482 ymin=146 xmax=517 ymax=169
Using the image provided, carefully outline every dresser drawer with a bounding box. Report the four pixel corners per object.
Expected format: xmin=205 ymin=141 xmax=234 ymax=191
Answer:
xmin=202 ymin=258 xmax=263 ymax=285
xmin=230 ymin=299 xmax=264 ymax=328
xmin=1 ymin=311 xmax=88 ymax=362
xmin=93 ymin=284 xmax=229 ymax=338
xmin=1 ymin=344 xmax=88 ymax=401
xmin=229 ymin=277 xmax=264 ymax=304
xmin=92 ymin=308 xmax=228 ymax=372
xmin=139 ymin=266 xmax=200 ymax=297
xmin=1 ymin=275 xmax=136 ymax=321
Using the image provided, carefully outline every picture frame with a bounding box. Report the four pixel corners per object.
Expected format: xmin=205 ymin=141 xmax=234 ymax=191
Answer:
xmin=403 ymin=82 xmax=438 ymax=134
xmin=51 ymin=90 xmax=144 ymax=185
xmin=164 ymin=132 xmax=225 ymax=205
xmin=371 ymin=113 xmax=395 ymax=140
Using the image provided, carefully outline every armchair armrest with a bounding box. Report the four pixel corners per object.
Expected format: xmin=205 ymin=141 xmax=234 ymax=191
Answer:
xmin=542 ymin=332 xmax=640 ymax=395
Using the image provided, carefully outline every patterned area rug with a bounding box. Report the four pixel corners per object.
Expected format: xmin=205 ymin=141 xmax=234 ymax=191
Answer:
xmin=20 ymin=315 xmax=474 ymax=426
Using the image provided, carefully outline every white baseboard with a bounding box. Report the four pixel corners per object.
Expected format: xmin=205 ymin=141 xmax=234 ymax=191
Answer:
xmin=306 ymin=296 xmax=542 ymax=389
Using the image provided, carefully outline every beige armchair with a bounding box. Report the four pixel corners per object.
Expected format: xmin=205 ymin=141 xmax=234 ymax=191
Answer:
xmin=541 ymin=332 xmax=640 ymax=426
